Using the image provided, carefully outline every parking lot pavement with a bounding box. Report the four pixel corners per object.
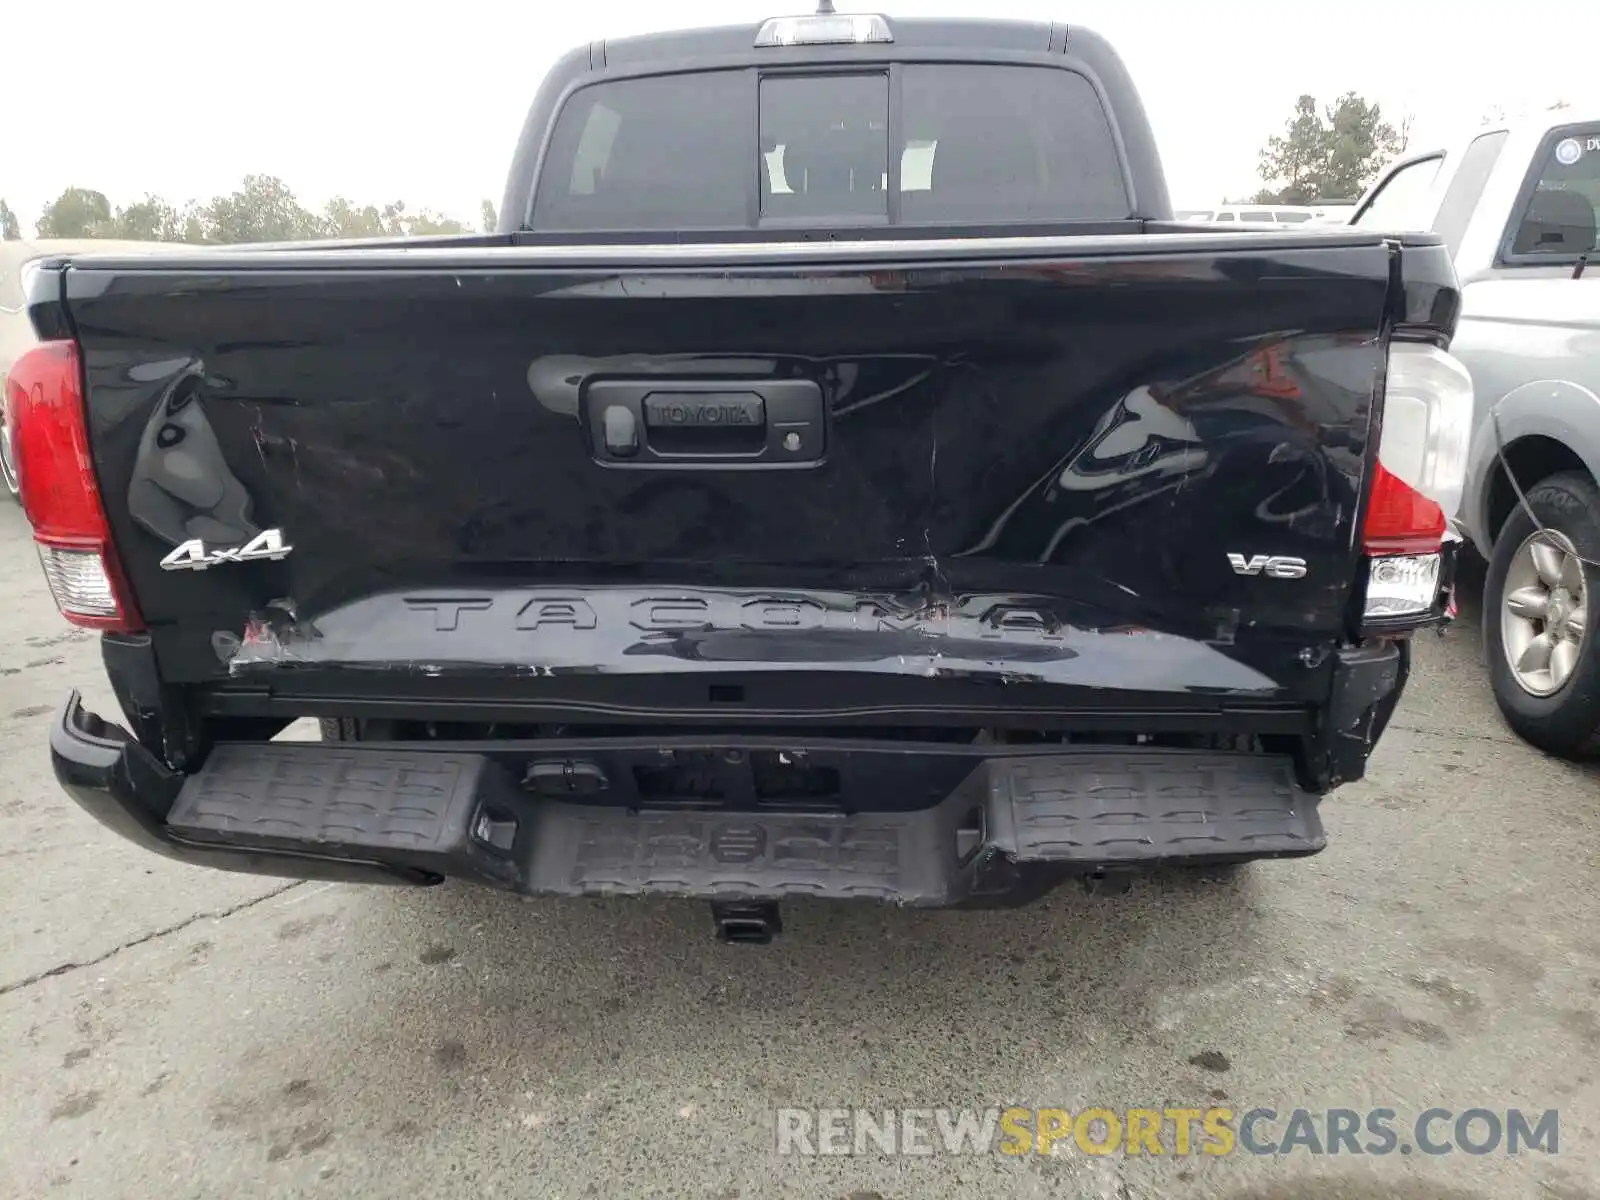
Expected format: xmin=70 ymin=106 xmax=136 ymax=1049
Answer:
xmin=2 ymin=499 xmax=1598 ymax=1200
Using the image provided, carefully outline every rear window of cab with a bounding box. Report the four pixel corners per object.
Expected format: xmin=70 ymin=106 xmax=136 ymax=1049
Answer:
xmin=531 ymin=64 xmax=1130 ymax=232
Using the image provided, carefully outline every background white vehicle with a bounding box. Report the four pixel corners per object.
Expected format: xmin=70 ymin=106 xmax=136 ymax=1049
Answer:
xmin=1351 ymin=110 xmax=1600 ymax=755
xmin=1177 ymin=204 xmax=1322 ymax=226
xmin=1306 ymin=203 xmax=1357 ymax=223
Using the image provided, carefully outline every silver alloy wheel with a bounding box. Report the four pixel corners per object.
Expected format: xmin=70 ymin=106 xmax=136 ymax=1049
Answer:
xmin=1501 ymin=528 xmax=1589 ymax=697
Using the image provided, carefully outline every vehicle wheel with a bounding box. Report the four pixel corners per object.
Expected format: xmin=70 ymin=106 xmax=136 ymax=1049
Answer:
xmin=0 ymin=413 xmax=19 ymax=500
xmin=319 ymin=717 xmax=358 ymax=742
xmin=1484 ymin=471 xmax=1600 ymax=757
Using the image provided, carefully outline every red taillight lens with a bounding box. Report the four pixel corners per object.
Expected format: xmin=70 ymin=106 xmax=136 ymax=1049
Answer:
xmin=1362 ymin=460 xmax=1447 ymax=556
xmin=4 ymin=342 xmax=144 ymax=631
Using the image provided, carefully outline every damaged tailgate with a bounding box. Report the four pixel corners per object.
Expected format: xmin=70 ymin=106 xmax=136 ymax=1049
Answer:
xmin=59 ymin=232 xmax=1393 ymax=703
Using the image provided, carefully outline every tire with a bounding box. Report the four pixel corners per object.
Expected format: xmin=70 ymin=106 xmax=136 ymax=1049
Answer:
xmin=1483 ymin=470 xmax=1600 ymax=758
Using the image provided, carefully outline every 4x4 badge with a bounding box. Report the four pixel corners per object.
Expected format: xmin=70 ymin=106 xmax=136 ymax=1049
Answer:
xmin=160 ymin=528 xmax=293 ymax=571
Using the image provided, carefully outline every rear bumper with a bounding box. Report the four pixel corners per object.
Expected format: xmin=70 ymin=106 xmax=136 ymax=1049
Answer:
xmin=50 ymin=693 xmax=434 ymax=886
xmin=51 ymin=690 xmax=1325 ymax=904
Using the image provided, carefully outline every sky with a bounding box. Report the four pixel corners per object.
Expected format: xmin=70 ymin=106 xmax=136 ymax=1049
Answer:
xmin=3 ymin=0 xmax=1597 ymax=230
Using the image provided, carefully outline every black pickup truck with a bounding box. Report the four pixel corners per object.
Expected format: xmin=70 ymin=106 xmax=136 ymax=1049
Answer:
xmin=9 ymin=9 xmax=1470 ymax=941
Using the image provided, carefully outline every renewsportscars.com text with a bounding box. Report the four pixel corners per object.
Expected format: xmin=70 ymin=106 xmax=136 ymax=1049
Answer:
xmin=774 ymin=1106 xmax=1560 ymax=1158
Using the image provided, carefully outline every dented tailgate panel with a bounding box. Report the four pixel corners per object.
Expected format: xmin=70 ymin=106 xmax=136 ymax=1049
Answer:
xmin=65 ymin=239 xmax=1391 ymax=694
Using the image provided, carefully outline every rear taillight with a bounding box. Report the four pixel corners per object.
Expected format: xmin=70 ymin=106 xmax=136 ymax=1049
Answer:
xmin=1361 ymin=342 xmax=1473 ymax=620
xmin=4 ymin=342 xmax=144 ymax=631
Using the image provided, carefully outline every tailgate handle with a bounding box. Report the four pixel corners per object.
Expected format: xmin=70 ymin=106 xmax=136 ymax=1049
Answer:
xmin=585 ymin=379 xmax=824 ymax=468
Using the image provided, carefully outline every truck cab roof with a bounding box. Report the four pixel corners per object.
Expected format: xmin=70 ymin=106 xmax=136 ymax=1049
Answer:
xmin=598 ymin=15 xmax=1060 ymax=65
xmin=498 ymin=13 xmax=1172 ymax=233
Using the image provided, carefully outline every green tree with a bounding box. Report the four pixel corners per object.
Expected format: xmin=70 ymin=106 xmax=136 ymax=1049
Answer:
xmin=201 ymin=175 xmax=325 ymax=243
xmin=106 ymin=194 xmax=202 ymax=242
xmin=177 ymin=203 xmax=208 ymax=244
xmin=1255 ymin=94 xmax=1407 ymax=205
xmin=36 ymin=187 xmax=113 ymax=237
xmin=1257 ymin=95 xmax=1327 ymax=205
xmin=403 ymin=209 xmax=468 ymax=236
xmin=1317 ymin=93 xmax=1408 ymax=201
xmin=322 ymin=197 xmax=392 ymax=238
xmin=27 ymin=178 xmax=472 ymax=245
xmin=322 ymin=198 xmax=466 ymax=239
xmin=480 ymin=199 xmax=498 ymax=233
xmin=0 ymin=200 xmax=20 ymax=240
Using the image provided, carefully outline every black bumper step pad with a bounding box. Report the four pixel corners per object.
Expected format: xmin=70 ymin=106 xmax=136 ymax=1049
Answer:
xmin=166 ymin=744 xmax=526 ymax=886
xmin=165 ymin=743 xmax=1324 ymax=902
xmin=989 ymin=752 xmax=1320 ymax=863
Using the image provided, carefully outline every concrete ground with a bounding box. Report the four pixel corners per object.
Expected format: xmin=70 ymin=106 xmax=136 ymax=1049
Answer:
xmin=1 ymin=498 xmax=1597 ymax=1200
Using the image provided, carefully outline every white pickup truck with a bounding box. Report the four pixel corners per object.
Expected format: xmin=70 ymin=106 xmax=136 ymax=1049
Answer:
xmin=1351 ymin=113 xmax=1600 ymax=756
